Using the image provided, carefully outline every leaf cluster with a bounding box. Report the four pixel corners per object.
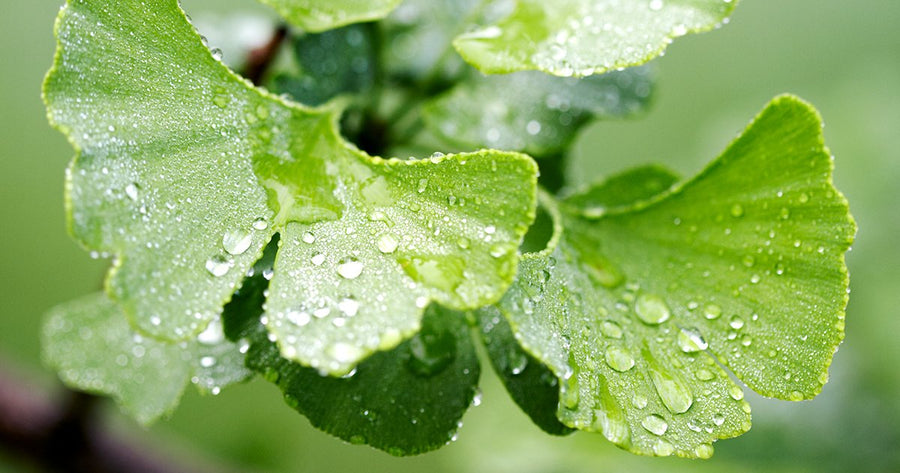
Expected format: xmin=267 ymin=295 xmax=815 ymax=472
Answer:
xmin=42 ymin=0 xmax=854 ymax=459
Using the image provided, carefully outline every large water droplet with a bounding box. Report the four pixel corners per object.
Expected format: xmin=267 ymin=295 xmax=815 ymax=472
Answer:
xmin=376 ymin=233 xmax=399 ymax=254
xmin=327 ymin=342 xmax=364 ymax=365
xmin=509 ymin=349 xmax=528 ymax=375
xmin=560 ymin=370 xmax=580 ymax=409
xmin=124 ymin=183 xmax=140 ymax=201
xmin=337 ymin=258 xmax=364 ymax=279
xmin=205 ymin=255 xmax=231 ymax=277
xmin=641 ymin=414 xmax=668 ymax=436
xmin=601 ymin=320 xmax=623 ymax=339
xmin=592 ymin=374 xmax=631 ymax=444
xmin=301 ymin=231 xmax=316 ymax=244
xmin=197 ymin=317 xmax=224 ymax=345
xmin=286 ymin=309 xmax=311 ymax=327
xmin=222 ymin=229 xmax=252 ymax=255
xmin=338 ymin=297 xmax=360 ymax=317
xmin=729 ymin=315 xmax=745 ymax=330
xmin=712 ymin=412 xmax=725 ymax=426
xmin=703 ymin=304 xmax=722 ymax=320
xmin=677 ymin=327 xmax=708 ymax=353
xmin=604 ymin=346 xmax=635 ymax=372
xmin=649 ymin=366 xmax=693 ymax=414
xmin=635 ymin=293 xmax=671 ymax=325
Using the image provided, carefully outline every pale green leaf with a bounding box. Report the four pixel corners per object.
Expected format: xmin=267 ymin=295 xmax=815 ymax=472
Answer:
xmin=423 ymin=67 xmax=653 ymax=157
xmin=44 ymin=0 xmax=537 ymax=376
xmin=489 ymin=95 xmax=855 ymax=457
xmin=454 ymin=0 xmax=738 ymax=76
xmin=42 ymin=293 xmax=251 ymax=424
xmin=257 ymin=0 xmax=403 ymax=32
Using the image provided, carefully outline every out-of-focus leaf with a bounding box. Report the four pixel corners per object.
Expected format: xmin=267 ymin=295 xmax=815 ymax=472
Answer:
xmin=257 ymin=0 xmax=403 ymax=32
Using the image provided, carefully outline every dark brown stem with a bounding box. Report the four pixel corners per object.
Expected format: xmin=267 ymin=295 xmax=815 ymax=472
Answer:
xmin=243 ymin=24 xmax=289 ymax=86
xmin=0 ymin=366 xmax=219 ymax=473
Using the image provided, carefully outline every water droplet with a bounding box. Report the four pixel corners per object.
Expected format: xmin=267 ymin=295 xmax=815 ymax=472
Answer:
xmin=742 ymin=255 xmax=755 ymax=267
xmin=327 ymin=342 xmax=364 ymax=364
xmin=694 ymin=444 xmax=714 ymax=459
xmin=124 ymin=183 xmax=139 ymax=201
xmin=376 ymin=233 xmax=399 ymax=254
xmin=649 ymin=0 xmax=664 ymax=11
xmin=212 ymin=92 xmax=229 ymax=108
xmin=252 ymin=218 xmax=268 ymax=230
xmin=604 ymin=346 xmax=635 ymax=372
xmin=526 ymin=120 xmax=541 ymax=135
xmin=256 ymin=104 xmax=269 ymax=120
xmin=789 ymin=391 xmax=805 ymax=401
xmin=262 ymin=268 xmax=274 ymax=280
xmin=509 ymin=349 xmax=528 ymax=375
xmin=712 ymin=413 xmax=725 ymax=426
xmin=641 ymin=414 xmax=668 ymax=436
xmin=654 ymin=439 xmax=674 ymax=456
xmin=677 ymin=327 xmax=708 ymax=352
xmin=337 ymin=258 xmax=364 ymax=279
xmin=311 ymin=253 xmax=325 ymax=266
xmin=222 ymin=229 xmax=252 ymax=255
xmin=696 ymin=368 xmax=715 ymax=381
xmin=729 ymin=385 xmax=744 ymax=401
xmin=417 ymin=178 xmax=428 ymax=193
xmin=750 ymin=274 xmax=761 ymax=284
xmin=729 ymin=316 xmax=745 ymax=330
xmin=601 ymin=320 xmax=623 ymax=339
xmin=489 ymin=243 xmax=509 ymax=258
xmin=741 ymin=335 xmax=752 ymax=346
xmin=301 ymin=231 xmax=316 ymax=244
xmin=632 ymin=394 xmax=648 ymax=409
xmin=730 ymin=203 xmax=744 ymax=217
xmin=798 ymin=192 xmax=810 ymax=203
xmin=205 ymin=255 xmax=231 ymax=277
xmin=287 ymin=309 xmax=310 ymax=326
xmin=703 ymin=304 xmax=722 ymax=320
xmin=560 ymin=372 xmax=580 ymax=409
xmin=456 ymin=237 xmax=470 ymax=249
xmin=338 ymin=297 xmax=360 ymax=317
xmin=484 ymin=225 xmax=496 ymax=235
xmin=200 ymin=356 xmax=216 ymax=368
xmin=635 ymin=293 xmax=671 ymax=325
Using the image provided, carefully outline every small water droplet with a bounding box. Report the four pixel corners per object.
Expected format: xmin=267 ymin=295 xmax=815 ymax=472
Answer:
xmin=798 ymin=192 xmax=810 ymax=203
xmin=311 ymin=253 xmax=325 ymax=266
xmin=286 ymin=309 xmax=311 ymax=327
xmin=560 ymin=372 xmax=580 ymax=409
xmin=262 ymin=268 xmax=274 ymax=280
xmin=456 ymin=237 xmax=470 ymax=249
xmin=205 ymin=255 xmax=231 ymax=277
xmin=200 ymin=356 xmax=216 ymax=368
xmin=338 ymin=297 xmax=360 ymax=317
xmin=417 ymin=178 xmax=428 ymax=193
xmin=713 ymin=412 xmax=725 ymax=426
xmin=634 ymin=293 xmax=670 ymax=325
xmin=124 ymin=183 xmax=139 ymax=201
xmin=301 ymin=231 xmax=316 ymax=244
xmin=703 ymin=304 xmax=722 ymax=320
xmin=526 ymin=120 xmax=541 ymax=135
xmin=729 ymin=316 xmax=745 ymax=330
xmin=212 ymin=92 xmax=229 ymax=108
xmin=729 ymin=385 xmax=744 ymax=400
xmin=604 ymin=346 xmax=635 ymax=372
xmin=641 ymin=414 xmax=668 ymax=435
xmin=601 ymin=320 xmax=623 ymax=339
xmin=750 ymin=274 xmax=761 ymax=284
xmin=484 ymin=225 xmax=496 ymax=235
xmin=742 ymin=255 xmax=755 ymax=267
xmin=649 ymin=366 xmax=693 ymax=414
xmin=337 ymin=258 xmax=364 ymax=279
xmin=376 ymin=233 xmax=399 ymax=254
xmin=252 ymin=218 xmax=268 ymax=230
xmin=780 ymin=207 xmax=791 ymax=219
xmin=632 ymin=394 xmax=648 ymax=409
xmin=730 ymin=203 xmax=744 ymax=217
xmin=509 ymin=349 xmax=528 ymax=375
xmin=677 ymin=327 xmax=708 ymax=352
xmin=222 ymin=229 xmax=252 ymax=255
xmin=696 ymin=368 xmax=715 ymax=381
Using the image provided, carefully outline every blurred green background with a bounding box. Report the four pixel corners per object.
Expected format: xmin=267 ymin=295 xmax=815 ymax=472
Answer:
xmin=2 ymin=0 xmax=898 ymax=471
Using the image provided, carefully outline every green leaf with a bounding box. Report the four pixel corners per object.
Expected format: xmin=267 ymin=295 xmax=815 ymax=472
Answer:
xmin=44 ymin=0 xmax=537 ymax=375
xmin=488 ymin=95 xmax=855 ymax=457
xmin=236 ymin=292 xmax=480 ymax=455
xmin=562 ymin=164 xmax=679 ymax=217
xmin=423 ymin=67 xmax=653 ymax=157
xmin=257 ymin=0 xmax=403 ymax=32
xmin=454 ymin=0 xmax=738 ymax=76
xmin=272 ymin=24 xmax=375 ymax=106
xmin=42 ymin=293 xmax=251 ymax=425
xmin=478 ymin=306 xmax=573 ymax=436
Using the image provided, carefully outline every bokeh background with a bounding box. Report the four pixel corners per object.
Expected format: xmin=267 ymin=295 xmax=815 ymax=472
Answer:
xmin=2 ymin=0 xmax=898 ymax=471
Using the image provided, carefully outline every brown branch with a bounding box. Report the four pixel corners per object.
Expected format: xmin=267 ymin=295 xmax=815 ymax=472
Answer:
xmin=0 ymin=366 xmax=220 ymax=473
xmin=242 ymin=24 xmax=289 ymax=86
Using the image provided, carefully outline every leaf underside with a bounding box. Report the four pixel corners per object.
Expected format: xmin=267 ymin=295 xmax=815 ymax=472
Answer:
xmin=44 ymin=0 xmax=537 ymax=376
xmin=43 ymin=293 xmax=251 ymax=424
xmin=454 ymin=0 xmax=738 ymax=77
xmin=485 ymin=95 xmax=855 ymax=457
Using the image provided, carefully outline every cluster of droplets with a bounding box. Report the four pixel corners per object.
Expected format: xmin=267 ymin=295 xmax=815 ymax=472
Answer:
xmin=205 ymin=218 xmax=268 ymax=278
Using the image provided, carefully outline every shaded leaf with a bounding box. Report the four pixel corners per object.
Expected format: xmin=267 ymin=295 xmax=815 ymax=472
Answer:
xmin=257 ymin=0 xmax=403 ymax=32
xmin=489 ymin=95 xmax=855 ymax=457
xmin=42 ymin=293 xmax=251 ymax=424
xmin=424 ymin=67 xmax=653 ymax=157
xmin=454 ymin=0 xmax=737 ymax=76
xmin=478 ymin=306 xmax=573 ymax=435
xmin=273 ymin=23 xmax=375 ymax=106
xmin=562 ymin=164 xmax=679 ymax=217
xmin=44 ymin=0 xmax=537 ymax=375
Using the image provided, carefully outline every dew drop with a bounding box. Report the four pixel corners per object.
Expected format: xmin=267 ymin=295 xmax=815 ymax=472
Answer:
xmin=677 ymin=327 xmax=708 ymax=353
xmin=750 ymin=274 xmax=761 ymax=284
xmin=124 ymin=183 xmax=139 ymax=201
xmin=311 ymin=253 xmax=325 ymax=266
xmin=696 ymin=368 xmax=715 ymax=381
xmin=197 ymin=318 xmax=224 ymax=345
xmin=712 ymin=412 xmax=726 ymax=426
xmin=262 ymin=268 xmax=274 ymax=280
xmin=560 ymin=373 xmax=580 ymax=409
xmin=417 ymin=178 xmax=428 ymax=193
xmin=456 ymin=237 xmax=470 ymax=249
xmin=327 ymin=342 xmax=364 ymax=364
xmin=649 ymin=367 xmax=693 ymax=414
xmin=212 ymin=92 xmax=229 ymax=108
xmin=703 ymin=304 xmax=722 ymax=320
xmin=205 ymin=255 xmax=231 ymax=277
xmin=200 ymin=356 xmax=216 ymax=368
xmin=526 ymin=120 xmax=541 ymax=135
xmin=338 ymin=297 xmax=360 ymax=317
xmin=729 ymin=315 xmax=745 ymax=330
xmin=798 ymin=192 xmax=810 ymax=203
xmin=604 ymin=346 xmax=635 ymax=372
xmin=729 ymin=385 xmax=744 ymax=401
xmin=337 ymin=258 xmax=364 ymax=279
xmin=286 ymin=309 xmax=311 ymax=327
xmin=634 ymin=293 xmax=671 ymax=325
xmin=641 ymin=414 xmax=668 ymax=436
xmin=632 ymin=394 xmax=648 ymax=409
xmin=742 ymin=255 xmax=755 ymax=267
xmin=252 ymin=218 xmax=268 ymax=230
xmin=601 ymin=320 xmax=623 ymax=339
xmin=654 ymin=439 xmax=674 ymax=456
xmin=301 ymin=231 xmax=316 ymax=244
xmin=509 ymin=350 xmax=528 ymax=375
xmin=222 ymin=229 xmax=252 ymax=255
xmin=730 ymin=203 xmax=744 ymax=217
xmin=484 ymin=225 xmax=496 ymax=235
xmin=376 ymin=233 xmax=399 ymax=254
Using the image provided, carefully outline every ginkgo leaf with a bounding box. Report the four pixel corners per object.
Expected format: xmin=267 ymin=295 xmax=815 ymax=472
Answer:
xmin=423 ymin=67 xmax=653 ymax=157
xmin=487 ymin=95 xmax=855 ymax=457
xmin=44 ymin=0 xmax=537 ymax=376
xmin=42 ymin=293 xmax=251 ymax=425
xmin=257 ymin=0 xmax=403 ymax=32
xmin=454 ymin=0 xmax=738 ymax=77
